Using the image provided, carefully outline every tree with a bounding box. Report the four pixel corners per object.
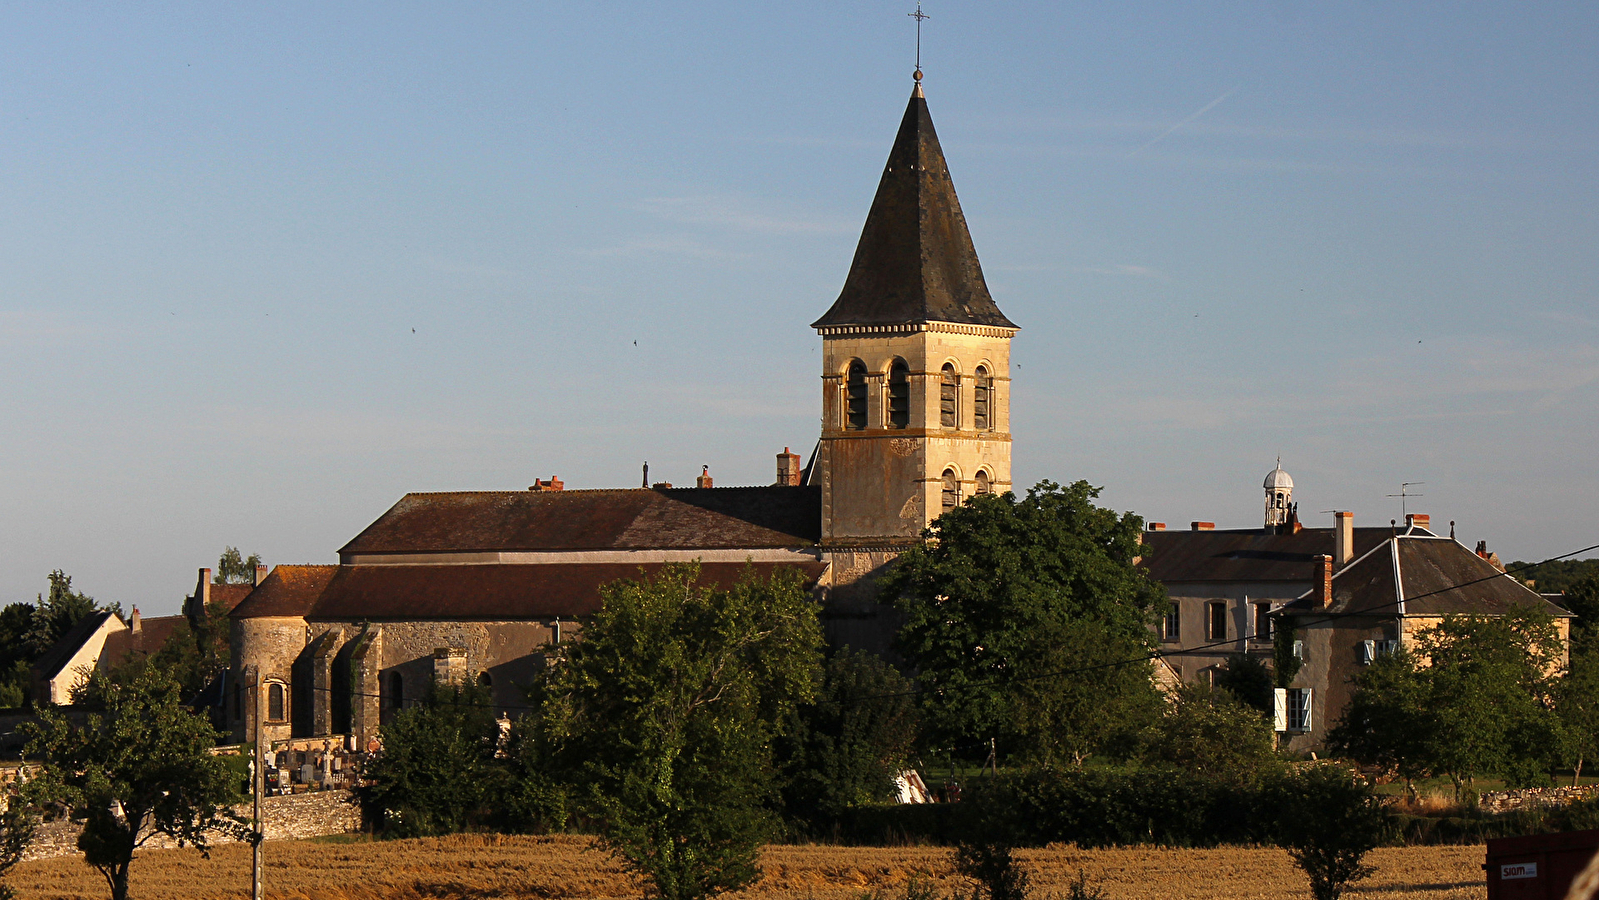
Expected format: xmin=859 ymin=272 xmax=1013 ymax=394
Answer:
xmin=1328 ymin=649 xmax=1432 ymax=799
xmin=778 ymin=648 xmax=920 ymax=825
xmin=1561 ymin=570 xmax=1599 ymax=639
xmin=362 ymin=681 xmax=505 ymax=837
xmin=0 ymin=783 xmax=36 ymax=900
xmin=1215 ymin=653 xmax=1274 ymax=714
xmin=213 ymin=547 xmax=262 ymax=585
xmin=24 ymin=571 xmax=111 ymax=659
xmin=888 ymin=481 xmax=1166 ymax=766
xmin=1142 ymin=682 xmax=1279 ymax=783
xmin=1559 ymin=632 xmax=1599 ymax=785
xmin=22 ymin=667 xmax=247 ymax=900
xmin=531 ymin=563 xmax=823 ymax=900
xmin=1271 ymin=766 xmax=1389 ymax=900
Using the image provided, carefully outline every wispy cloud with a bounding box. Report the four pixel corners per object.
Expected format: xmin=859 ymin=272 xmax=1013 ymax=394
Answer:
xmin=638 ymin=195 xmax=855 ymax=236
xmin=1131 ymin=88 xmax=1238 ymax=157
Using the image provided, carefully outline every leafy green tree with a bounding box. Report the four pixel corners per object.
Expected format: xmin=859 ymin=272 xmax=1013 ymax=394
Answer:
xmin=532 ymin=563 xmax=823 ymax=900
xmin=1559 ymin=632 xmax=1599 ymax=785
xmin=0 ymin=783 xmax=36 ymax=900
xmin=1560 ymin=570 xmax=1599 ymax=639
xmin=23 ymin=667 xmax=246 ymax=900
xmin=362 ymin=681 xmax=505 ymax=837
xmin=1215 ymin=653 xmax=1274 ymax=714
xmin=888 ymin=481 xmax=1166 ymax=766
xmin=24 ymin=571 xmax=111 ymax=659
xmin=1328 ymin=649 xmax=1432 ymax=799
xmin=213 ymin=547 xmax=263 ymax=585
xmin=1509 ymin=558 xmax=1599 ymax=595
xmin=1141 ymin=682 xmax=1279 ymax=783
xmin=0 ymin=605 xmax=35 ymax=708
xmin=778 ymin=648 xmax=920 ymax=825
xmin=1270 ymin=766 xmax=1389 ymax=900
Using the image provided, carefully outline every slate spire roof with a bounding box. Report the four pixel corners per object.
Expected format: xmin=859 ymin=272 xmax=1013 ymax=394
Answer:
xmin=812 ymin=85 xmax=1017 ymax=330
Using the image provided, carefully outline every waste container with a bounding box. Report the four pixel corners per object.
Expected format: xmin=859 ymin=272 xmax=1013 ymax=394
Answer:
xmin=1485 ymin=829 xmax=1599 ymax=900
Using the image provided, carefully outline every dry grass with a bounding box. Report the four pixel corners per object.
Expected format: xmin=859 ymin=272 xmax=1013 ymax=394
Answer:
xmin=8 ymin=834 xmax=1486 ymax=900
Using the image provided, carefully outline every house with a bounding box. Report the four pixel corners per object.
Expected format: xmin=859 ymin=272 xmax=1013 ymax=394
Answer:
xmin=228 ymin=76 xmax=1020 ymax=747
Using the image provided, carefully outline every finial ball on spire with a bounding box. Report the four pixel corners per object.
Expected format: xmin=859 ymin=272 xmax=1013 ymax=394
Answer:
xmin=913 ymin=69 xmax=923 ymax=82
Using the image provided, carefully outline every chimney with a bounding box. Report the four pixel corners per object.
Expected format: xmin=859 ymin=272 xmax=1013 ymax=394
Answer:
xmin=696 ymin=465 xmax=713 ymax=489
xmin=1312 ymin=554 xmax=1333 ymax=609
xmin=1191 ymin=521 xmax=1215 ymax=531
xmin=529 ymin=475 xmax=564 ymax=491
xmin=1147 ymin=522 xmax=1166 ymax=532
xmin=197 ymin=568 xmax=212 ymax=608
xmin=254 ymin=564 xmax=269 ymax=587
xmin=130 ymin=606 xmax=142 ymax=635
xmin=775 ymin=447 xmax=802 ymax=486
xmin=1405 ymin=513 xmax=1430 ymax=532
xmin=1334 ymin=511 xmax=1354 ymax=568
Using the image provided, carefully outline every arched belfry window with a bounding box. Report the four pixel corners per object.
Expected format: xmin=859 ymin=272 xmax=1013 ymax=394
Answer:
xmin=975 ymin=471 xmax=992 ymax=495
xmin=887 ymin=359 xmax=910 ymax=429
xmin=974 ymin=366 xmax=992 ymax=430
xmin=845 ymin=361 xmax=868 ymax=431
xmin=940 ymin=364 xmax=958 ymax=429
xmin=941 ymin=469 xmax=960 ymax=511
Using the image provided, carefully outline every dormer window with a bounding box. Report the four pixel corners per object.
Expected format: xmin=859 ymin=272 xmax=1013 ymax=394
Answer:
xmin=888 ymin=359 xmax=910 ymax=429
xmin=846 ymin=361 xmax=868 ymax=430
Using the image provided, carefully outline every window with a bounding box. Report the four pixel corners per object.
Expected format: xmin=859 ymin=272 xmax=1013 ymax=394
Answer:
xmin=477 ymin=671 xmax=493 ymax=688
xmin=887 ymin=359 xmax=910 ymax=428
xmin=941 ymin=469 xmax=959 ymax=511
xmin=1360 ymin=640 xmax=1400 ymax=665
xmin=974 ymin=366 xmax=992 ymax=430
xmin=385 ymin=672 xmax=404 ymax=711
xmin=1162 ymin=604 xmax=1180 ymax=641
xmin=940 ymin=364 xmax=958 ymax=428
xmin=1274 ymin=688 xmax=1313 ymax=732
xmin=845 ymin=361 xmax=868 ymax=430
xmin=1253 ymin=602 xmax=1272 ymax=640
xmin=1207 ymin=601 xmax=1227 ymax=641
xmin=267 ymin=682 xmax=286 ymax=722
xmin=974 ymin=470 xmax=991 ymax=495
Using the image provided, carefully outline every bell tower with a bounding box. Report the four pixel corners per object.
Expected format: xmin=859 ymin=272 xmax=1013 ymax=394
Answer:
xmin=813 ymin=81 xmax=1018 ymax=546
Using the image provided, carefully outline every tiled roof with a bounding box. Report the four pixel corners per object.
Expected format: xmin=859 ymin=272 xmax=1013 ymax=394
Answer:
xmin=101 ymin=615 xmax=186 ymax=664
xmin=1140 ymin=527 xmax=1395 ymax=583
xmin=1282 ymin=535 xmax=1573 ymax=618
xmin=206 ymin=584 xmax=255 ymax=614
xmin=811 ymin=87 xmax=1016 ymax=330
xmin=305 ymin=561 xmax=828 ymax=621
xmin=339 ymin=486 xmax=822 ymax=557
xmin=30 ymin=610 xmax=119 ymax=680
xmin=229 ymin=565 xmax=339 ymax=619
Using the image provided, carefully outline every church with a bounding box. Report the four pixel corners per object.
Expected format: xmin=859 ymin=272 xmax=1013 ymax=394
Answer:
xmin=228 ymin=76 xmax=1018 ymax=746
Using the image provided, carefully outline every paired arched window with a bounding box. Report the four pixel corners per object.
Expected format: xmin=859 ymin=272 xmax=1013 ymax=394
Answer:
xmin=941 ymin=469 xmax=960 ymax=511
xmin=845 ymin=361 xmax=868 ymax=431
xmin=887 ymin=359 xmax=910 ymax=428
xmin=975 ymin=471 xmax=992 ymax=495
xmin=940 ymin=364 xmax=958 ymax=428
xmin=267 ymin=682 xmax=286 ymax=722
xmin=974 ymin=366 xmax=992 ymax=430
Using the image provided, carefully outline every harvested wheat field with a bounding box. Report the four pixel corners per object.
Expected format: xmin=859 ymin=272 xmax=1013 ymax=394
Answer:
xmin=9 ymin=834 xmax=1486 ymax=900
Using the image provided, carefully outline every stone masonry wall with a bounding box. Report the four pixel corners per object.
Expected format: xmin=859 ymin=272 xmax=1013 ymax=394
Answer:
xmin=22 ymin=788 xmax=362 ymax=862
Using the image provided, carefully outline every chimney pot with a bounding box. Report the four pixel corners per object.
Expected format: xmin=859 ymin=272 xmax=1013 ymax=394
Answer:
xmin=254 ymin=564 xmax=269 ymax=587
xmin=775 ymin=447 xmax=803 ymax=486
xmin=530 ymin=475 xmax=564 ymax=491
xmin=130 ymin=606 xmax=142 ymax=634
xmin=1406 ymin=513 xmax=1430 ymax=532
xmin=696 ymin=466 xmax=713 ymax=489
xmin=1191 ymin=521 xmax=1215 ymax=531
xmin=1334 ymin=511 xmax=1354 ymax=568
xmin=1147 ymin=522 xmax=1166 ymax=532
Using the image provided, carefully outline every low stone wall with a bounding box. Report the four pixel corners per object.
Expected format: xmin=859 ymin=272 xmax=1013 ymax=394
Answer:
xmin=22 ymin=788 xmax=362 ymax=862
xmin=1478 ymin=784 xmax=1599 ymax=814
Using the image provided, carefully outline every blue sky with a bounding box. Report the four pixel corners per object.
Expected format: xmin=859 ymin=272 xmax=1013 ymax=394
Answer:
xmin=3 ymin=3 xmax=1596 ymax=613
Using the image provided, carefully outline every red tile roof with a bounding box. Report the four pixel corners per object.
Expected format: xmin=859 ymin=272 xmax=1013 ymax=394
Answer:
xmin=101 ymin=615 xmax=186 ymax=664
xmin=206 ymin=584 xmax=255 ymax=614
xmin=229 ymin=565 xmax=339 ymax=619
xmin=338 ymin=486 xmax=821 ymax=558
xmin=304 ymin=561 xmax=828 ymax=621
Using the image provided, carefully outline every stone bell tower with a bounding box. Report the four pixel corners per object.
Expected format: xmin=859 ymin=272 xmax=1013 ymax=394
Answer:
xmin=813 ymin=81 xmax=1018 ymax=547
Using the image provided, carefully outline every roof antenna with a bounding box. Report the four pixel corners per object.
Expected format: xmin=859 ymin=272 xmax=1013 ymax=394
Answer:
xmin=909 ymin=2 xmax=929 ymax=84
xmin=1385 ymin=482 xmax=1424 ymax=519
xmin=642 ymin=461 xmax=649 ymax=488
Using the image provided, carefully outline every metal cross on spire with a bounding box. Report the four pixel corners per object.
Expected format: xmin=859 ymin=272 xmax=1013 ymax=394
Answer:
xmin=909 ymin=3 xmax=929 ymax=81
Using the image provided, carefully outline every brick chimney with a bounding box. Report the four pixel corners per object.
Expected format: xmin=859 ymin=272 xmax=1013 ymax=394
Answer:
xmin=1334 ymin=511 xmax=1354 ymax=568
xmin=1406 ymin=513 xmax=1430 ymax=532
xmin=1147 ymin=522 xmax=1166 ymax=532
xmin=1312 ymin=554 xmax=1333 ymax=609
xmin=130 ymin=605 xmax=142 ymax=635
xmin=696 ymin=466 xmax=713 ymax=489
xmin=1191 ymin=521 xmax=1215 ymax=531
xmin=529 ymin=475 xmax=564 ymax=492
xmin=254 ymin=564 xmax=269 ymax=586
xmin=775 ymin=447 xmax=802 ymax=486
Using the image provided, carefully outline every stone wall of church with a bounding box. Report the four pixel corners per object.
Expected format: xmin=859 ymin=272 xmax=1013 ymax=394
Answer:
xmin=230 ymin=616 xmax=310 ymax=744
xmin=815 ymin=547 xmax=906 ymax=659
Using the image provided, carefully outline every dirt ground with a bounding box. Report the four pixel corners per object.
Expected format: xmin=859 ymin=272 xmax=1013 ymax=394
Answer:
xmin=8 ymin=834 xmax=1487 ymax=900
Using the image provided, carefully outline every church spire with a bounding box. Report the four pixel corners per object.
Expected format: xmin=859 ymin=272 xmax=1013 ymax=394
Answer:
xmin=812 ymin=87 xmax=1017 ymax=330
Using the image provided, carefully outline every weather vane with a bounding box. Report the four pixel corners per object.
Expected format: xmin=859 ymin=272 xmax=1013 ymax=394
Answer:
xmin=909 ymin=2 xmax=929 ymax=81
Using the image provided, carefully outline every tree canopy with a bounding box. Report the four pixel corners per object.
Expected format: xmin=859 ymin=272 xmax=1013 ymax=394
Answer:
xmin=528 ymin=563 xmax=823 ymax=900
xmin=213 ymin=547 xmax=263 ymax=585
xmin=887 ymin=480 xmax=1166 ymax=766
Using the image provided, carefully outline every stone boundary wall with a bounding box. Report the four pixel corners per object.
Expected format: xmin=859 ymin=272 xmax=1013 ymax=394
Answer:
xmin=1478 ymin=784 xmax=1599 ymax=814
xmin=22 ymin=788 xmax=361 ymax=862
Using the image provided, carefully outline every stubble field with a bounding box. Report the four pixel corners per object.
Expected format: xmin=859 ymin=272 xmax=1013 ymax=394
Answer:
xmin=10 ymin=834 xmax=1486 ymax=900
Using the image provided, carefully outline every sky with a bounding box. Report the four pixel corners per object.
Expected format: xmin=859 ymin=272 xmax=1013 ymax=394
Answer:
xmin=2 ymin=3 xmax=1596 ymax=615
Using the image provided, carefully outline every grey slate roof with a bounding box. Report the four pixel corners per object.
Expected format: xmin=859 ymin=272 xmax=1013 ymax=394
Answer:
xmin=339 ymin=486 xmax=822 ymax=557
xmin=1140 ymin=527 xmax=1395 ymax=584
xmin=811 ymin=87 xmax=1016 ymax=330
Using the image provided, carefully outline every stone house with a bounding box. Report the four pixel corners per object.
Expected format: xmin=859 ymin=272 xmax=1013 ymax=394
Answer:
xmin=228 ymin=78 xmax=1020 ymax=748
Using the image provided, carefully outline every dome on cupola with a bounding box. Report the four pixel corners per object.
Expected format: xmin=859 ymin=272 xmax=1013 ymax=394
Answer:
xmin=1264 ymin=463 xmax=1293 ymax=491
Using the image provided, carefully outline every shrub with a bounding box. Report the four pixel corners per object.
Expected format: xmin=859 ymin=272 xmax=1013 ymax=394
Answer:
xmin=361 ymin=681 xmax=505 ymax=837
xmin=1268 ymin=766 xmax=1389 ymax=900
